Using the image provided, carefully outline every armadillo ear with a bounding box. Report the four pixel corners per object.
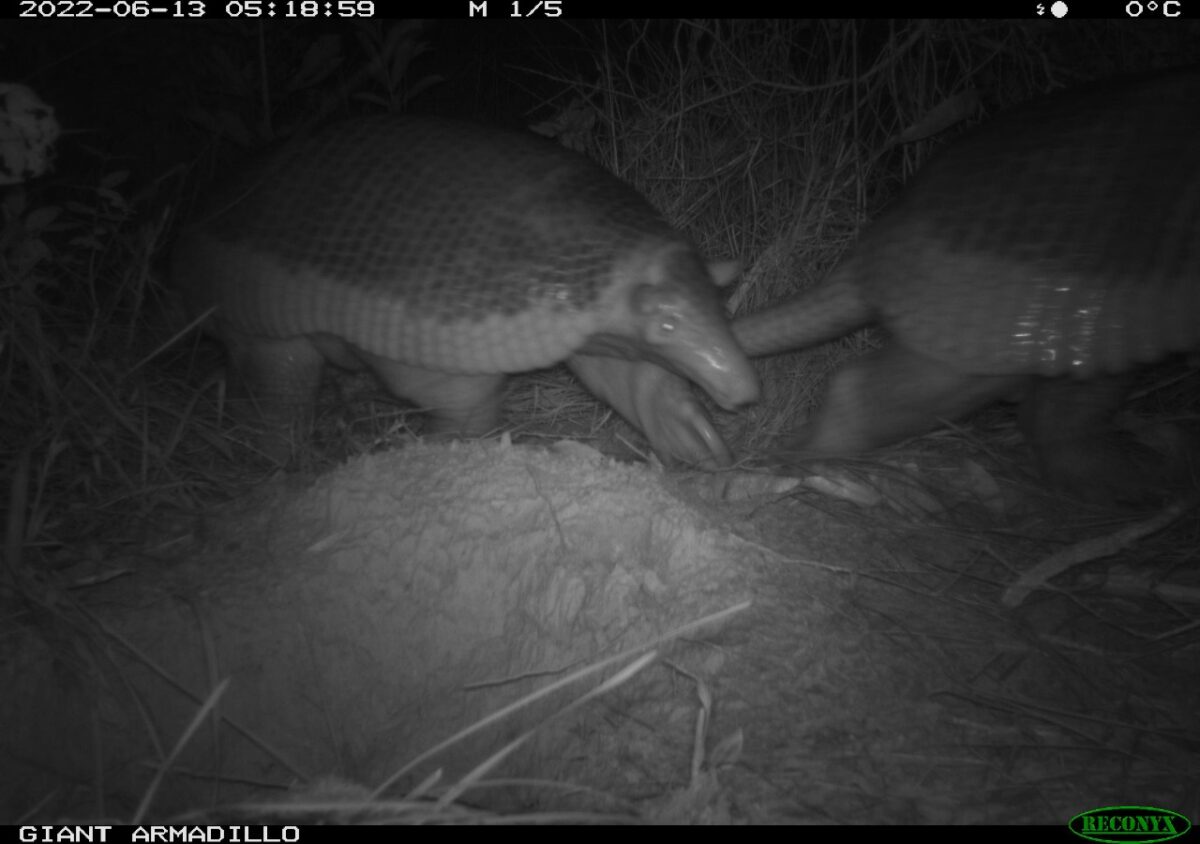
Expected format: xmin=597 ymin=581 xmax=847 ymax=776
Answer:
xmin=706 ymin=260 xmax=742 ymax=288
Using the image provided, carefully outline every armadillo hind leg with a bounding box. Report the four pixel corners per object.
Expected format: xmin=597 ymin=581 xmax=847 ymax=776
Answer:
xmin=221 ymin=327 xmax=326 ymax=463
xmin=1020 ymin=376 xmax=1199 ymax=505
xmin=780 ymin=342 xmax=1024 ymax=457
xmin=358 ymin=351 xmax=507 ymax=438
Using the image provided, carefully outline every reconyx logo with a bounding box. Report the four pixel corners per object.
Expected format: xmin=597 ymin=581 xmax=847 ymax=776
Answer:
xmin=1070 ymin=806 xmax=1191 ymax=844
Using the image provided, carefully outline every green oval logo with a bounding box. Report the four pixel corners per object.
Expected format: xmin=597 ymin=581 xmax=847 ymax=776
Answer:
xmin=1070 ymin=806 xmax=1191 ymax=844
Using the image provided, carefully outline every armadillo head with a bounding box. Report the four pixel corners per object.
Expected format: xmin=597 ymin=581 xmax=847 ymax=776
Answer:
xmin=582 ymin=246 xmax=760 ymax=411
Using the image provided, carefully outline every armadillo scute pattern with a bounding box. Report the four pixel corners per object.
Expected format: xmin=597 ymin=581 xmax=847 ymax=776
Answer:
xmin=176 ymin=117 xmax=702 ymax=375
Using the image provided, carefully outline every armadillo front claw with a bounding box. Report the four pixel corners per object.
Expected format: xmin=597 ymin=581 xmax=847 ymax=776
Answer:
xmin=643 ymin=387 xmax=734 ymax=469
xmin=567 ymin=355 xmax=734 ymax=468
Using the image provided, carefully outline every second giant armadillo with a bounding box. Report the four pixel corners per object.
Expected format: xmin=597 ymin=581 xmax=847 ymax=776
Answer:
xmin=572 ymin=71 xmax=1200 ymax=501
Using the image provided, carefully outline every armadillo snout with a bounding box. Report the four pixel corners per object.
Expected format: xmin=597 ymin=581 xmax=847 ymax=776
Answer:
xmin=674 ymin=338 xmax=761 ymax=410
xmin=632 ymin=277 xmax=760 ymax=410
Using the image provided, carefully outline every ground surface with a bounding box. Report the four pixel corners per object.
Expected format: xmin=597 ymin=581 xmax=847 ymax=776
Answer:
xmin=3 ymin=438 xmax=1197 ymax=823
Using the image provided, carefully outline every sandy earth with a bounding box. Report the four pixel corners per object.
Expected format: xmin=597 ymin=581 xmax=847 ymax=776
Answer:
xmin=4 ymin=437 xmax=1197 ymax=823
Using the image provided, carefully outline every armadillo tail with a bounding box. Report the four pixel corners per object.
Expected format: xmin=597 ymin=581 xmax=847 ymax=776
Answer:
xmin=733 ymin=274 xmax=872 ymax=358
